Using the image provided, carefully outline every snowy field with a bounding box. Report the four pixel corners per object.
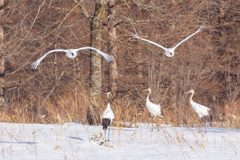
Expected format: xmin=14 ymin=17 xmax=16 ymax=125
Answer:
xmin=0 ymin=122 xmax=239 ymax=160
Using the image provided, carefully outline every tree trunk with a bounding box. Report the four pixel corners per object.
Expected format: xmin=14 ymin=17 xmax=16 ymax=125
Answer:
xmin=54 ymin=44 xmax=58 ymax=87
xmin=87 ymin=0 xmax=108 ymax=125
xmin=108 ymin=0 xmax=118 ymax=95
xmin=0 ymin=0 xmax=5 ymax=107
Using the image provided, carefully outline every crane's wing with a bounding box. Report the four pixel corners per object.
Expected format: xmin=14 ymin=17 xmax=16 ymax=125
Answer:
xmin=130 ymin=33 xmax=167 ymax=51
xmin=76 ymin=47 xmax=115 ymax=62
xmin=31 ymin=49 xmax=67 ymax=69
xmin=197 ymin=103 xmax=210 ymax=111
xmin=190 ymin=100 xmax=210 ymax=116
xmin=151 ymin=104 xmax=161 ymax=113
xmin=173 ymin=26 xmax=204 ymax=50
xmin=147 ymin=100 xmax=163 ymax=117
xmin=102 ymin=109 xmax=115 ymax=120
xmin=191 ymin=100 xmax=210 ymax=110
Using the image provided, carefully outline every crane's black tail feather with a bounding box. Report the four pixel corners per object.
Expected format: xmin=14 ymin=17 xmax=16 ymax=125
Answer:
xmin=102 ymin=118 xmax=111 ymax=130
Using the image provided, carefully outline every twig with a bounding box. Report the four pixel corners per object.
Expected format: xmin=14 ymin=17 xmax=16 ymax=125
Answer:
xmin=30 ymin=0 xmax=46 ymax=30
xmin=57 ymin=1 xmax=82 ymax=30
xmin=72 ymin=0 xmax=91 ymax=21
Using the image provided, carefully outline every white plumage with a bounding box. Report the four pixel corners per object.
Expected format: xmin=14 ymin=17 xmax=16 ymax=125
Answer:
xmin=102 ymin=92 xmax=114 ymax=121
xmin=186 ymin=89 xmax=210 ymax=132
xmin=31 ymin=47 xmax=115 ymax=69
xmin=143 ymin=88 xmax=163 ymax=131
xmin=131 ymin=26 xmax=204 ymax=57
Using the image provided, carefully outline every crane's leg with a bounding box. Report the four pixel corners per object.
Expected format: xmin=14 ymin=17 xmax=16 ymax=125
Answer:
xmin=199 ymin=118 xmax=201 ymax=133
xmin=108 ymin=126 xmax=110 ymax=141
xmin=157 ymin=117 xmax=159 ymax=132
xmin=151 ymin=116 xmax=153 ymax=131
xmin=204 ymin=117 xmax=207 ymax=133
xmin=104 ymin=129 xmax=106 ymax=142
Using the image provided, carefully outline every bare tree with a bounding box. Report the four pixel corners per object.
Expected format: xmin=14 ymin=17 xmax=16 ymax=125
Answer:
xmin=88 ymin=0 xmax=108 ymax=124
xmin=0 ymin=0 xmax=5 ymax=107
xmin=74 ymin=0 xmax=108 ymax=124
xmin=108 ymin=0 xmax=118 ymax=95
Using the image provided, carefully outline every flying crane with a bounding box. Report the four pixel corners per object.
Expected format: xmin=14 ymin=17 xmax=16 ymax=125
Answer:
xmin=131 ymin=26 xmax=204 ymax=57
xmin=31 ymin=47 xmax=115 ymax=69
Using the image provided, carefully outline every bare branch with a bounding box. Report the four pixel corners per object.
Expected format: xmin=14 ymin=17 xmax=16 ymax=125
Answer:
xmin=57 ymin=1 xmax=82 ymax=30
xmin=72 ymin=0 xmax=91 ymax=21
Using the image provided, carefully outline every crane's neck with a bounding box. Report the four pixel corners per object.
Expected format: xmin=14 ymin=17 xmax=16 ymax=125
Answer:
xmin=147 ymin=89 xmax=151 ymax=100
xmin=189 ymin=91 xmax=194 ymax=102
xmin=107 ymin=94 xmax=111 ymax=109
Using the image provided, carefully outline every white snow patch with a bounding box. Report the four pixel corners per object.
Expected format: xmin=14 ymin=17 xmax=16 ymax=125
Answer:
xmin=0 ymin=122 xmax=239 ymax=159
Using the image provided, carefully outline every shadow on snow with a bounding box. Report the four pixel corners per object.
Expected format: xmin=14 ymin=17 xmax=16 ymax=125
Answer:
xmin=68 ymin=136 xmax=84 ymax=141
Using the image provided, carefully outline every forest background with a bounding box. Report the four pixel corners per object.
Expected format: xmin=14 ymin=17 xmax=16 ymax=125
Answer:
xmin=0 ymin=0 xmax=239 ymax=128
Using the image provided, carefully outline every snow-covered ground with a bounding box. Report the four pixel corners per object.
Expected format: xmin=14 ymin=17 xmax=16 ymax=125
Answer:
xmin=0 ymin=122 xmax=239 ymax=160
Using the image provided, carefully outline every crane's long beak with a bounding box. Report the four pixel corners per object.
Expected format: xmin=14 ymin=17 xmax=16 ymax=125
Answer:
xmin=143 ymin=89 xmax=148 ymax=92
xmin=185 ymin=91 xmax=191 ymax=94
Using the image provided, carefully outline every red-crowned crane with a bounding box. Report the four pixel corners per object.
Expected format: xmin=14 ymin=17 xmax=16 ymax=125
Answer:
xmin=143 ymin=88 xmax=163 ymax=131
xmin=185 ymin=89 xmax=211 ymax=133
xmin=102 ymin=92 xmax=114 ymax=141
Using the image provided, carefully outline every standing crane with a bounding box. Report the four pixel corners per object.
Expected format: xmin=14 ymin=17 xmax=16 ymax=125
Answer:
xmin=131 ymin=26 xmax=204 ymax=57
xmin=143 ymin=88 xmax=163 ymax=131
xmin=31 ymin=47 xmax=115 ymax=69
xmin=185 ymin=89 xmax=211 ymax=133
xmin=102 ymin=92 xmax=114 ymax=141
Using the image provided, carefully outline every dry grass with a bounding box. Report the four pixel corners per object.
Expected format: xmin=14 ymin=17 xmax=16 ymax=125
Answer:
xmin=1 ymin=89 xmax=240 ymax=129
xmin=0 ymin=0 xmax=239 ymax=129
